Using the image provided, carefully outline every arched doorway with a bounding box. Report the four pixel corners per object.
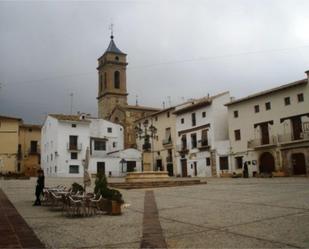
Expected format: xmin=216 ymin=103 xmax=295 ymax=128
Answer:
xmin=259 ymin=152 xmax=275 ymax=173
xmin=292 ymin=153 xmax=307 ymax=175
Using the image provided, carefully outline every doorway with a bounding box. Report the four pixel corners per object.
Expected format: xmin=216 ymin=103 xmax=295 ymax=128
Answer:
xmin=291 ymin=117 xmax=302 ymax=140
xmin=97 ymin=162 xmax=105 ymax=174
xmin=167 ymin=164 xmax=174 ymax=176
xmin=126 ymin=161 xmax=136 ymax=172
xmin=181 ymin=159 xmax=187 ymax=177
xmin=156 ymin=159 xmax=163 ymax=171
xmin=259 ymin=152 xmax=275 ymax=173
xmin=193 ymin=162 xmax=197 ymax=176
xmin=292 ymin=153 xmax=306 ymax=175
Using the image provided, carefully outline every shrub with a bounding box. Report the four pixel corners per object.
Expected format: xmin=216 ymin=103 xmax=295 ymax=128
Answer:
xmin=94 ymin=173 xmax=124 ymax=204
xmin=71 ymin=182 xmax=84 ymax=193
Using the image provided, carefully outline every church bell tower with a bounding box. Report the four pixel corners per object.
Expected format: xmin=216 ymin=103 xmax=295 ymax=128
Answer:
xmin=97 ymin=33 xmax=128 ymax=119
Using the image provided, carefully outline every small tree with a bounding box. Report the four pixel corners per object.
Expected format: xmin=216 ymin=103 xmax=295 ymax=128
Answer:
xmin=94 ymin=172 xmax=108 ymax=196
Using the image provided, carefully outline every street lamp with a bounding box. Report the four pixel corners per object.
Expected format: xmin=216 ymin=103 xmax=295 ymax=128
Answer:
xmin=135 ymin=120 xmax=157 ymax=171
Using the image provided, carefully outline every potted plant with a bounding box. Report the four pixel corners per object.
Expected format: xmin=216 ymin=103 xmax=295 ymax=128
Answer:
xmin=94 ymin=173 xmax=124 ymax=215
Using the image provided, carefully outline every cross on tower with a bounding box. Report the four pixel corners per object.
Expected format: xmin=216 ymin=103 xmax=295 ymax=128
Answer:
xmin=109 ymin=23 xmax=114 ymax=39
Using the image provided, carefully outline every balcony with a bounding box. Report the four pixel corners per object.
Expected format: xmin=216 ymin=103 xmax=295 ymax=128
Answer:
xmin=278 ymin=132 xmax=309 ymax=145
xmin=166 ymin=156 xmax=173 ymax=164
xmin=67 ymin=143 xmax=82 ymax=151
xmin=28 ymin=146 xmax=40 ymax=155
xmin=162 ymin=138 xmax=173 ymax=147
xmin=247 ymin=136 xmax=277 ymax=149
xmin=197 ymin=139 xmax=210 ymax=150
xmin=176 ymin=144 xmax=189 ymax=154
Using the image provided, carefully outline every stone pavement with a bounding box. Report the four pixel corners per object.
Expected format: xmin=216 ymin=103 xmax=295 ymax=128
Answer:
xmin=0 ymin=189 xmax=45 ymax=248
xmin=1 ymin=177 xmax=309 ymax=248
xmin=140 ymin=191 xmax=167 ymax=248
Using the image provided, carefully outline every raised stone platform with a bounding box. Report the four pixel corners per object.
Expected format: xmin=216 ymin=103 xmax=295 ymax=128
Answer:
xmin=125 ymin=171 xmax=170 ymax=182
xmin=109 ymin=179 xmax=207 ymax=189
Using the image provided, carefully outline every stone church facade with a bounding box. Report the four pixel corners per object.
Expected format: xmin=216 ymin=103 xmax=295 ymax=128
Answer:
xmin=97 ymin=35 xmax=160 ymax=148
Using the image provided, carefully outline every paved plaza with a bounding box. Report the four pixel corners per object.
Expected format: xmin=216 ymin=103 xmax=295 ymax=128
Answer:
xmin=1 ymin=177 xmax=309 ymax=248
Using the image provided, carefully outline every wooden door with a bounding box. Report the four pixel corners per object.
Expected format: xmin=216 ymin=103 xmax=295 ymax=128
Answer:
xmin=292 ymin=153 xmax=306 ymax=175
xmin=181 ymin=159 xmax=187 ymax=177
xmin=193 ymin=162 xmax=197 ymax=176
xmin=291 ymin=117 xmax=302 ymax=140
xmin=260 ymin=123 xmax=269 ymax=145
xmin=259 ymin=152 xmax=275 ymax=173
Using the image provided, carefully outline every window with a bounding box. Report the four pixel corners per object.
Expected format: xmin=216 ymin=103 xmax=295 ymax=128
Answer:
xmin=50 ymin=154 xmax=53 ymax=161
xmin=69 ymin=165 xmax=79 ymax=174
xmin=107 ymin=127 xmax=112 ymax=133
xmin=234 ymin=129 xmax=241 ymax=141
xmin=114 ymin=71 xmax=120 ymax=89
xmin=284 ymin=97 xmax=290 ymax=105
xmin=104 ymin=72 xmax=107 ymax=89
xmin=55 ymin=166 xmax=57 ymax=173
xmin=181 ymin=135 xmax=187 ymax=149
xmin=202 ymin=111 xmax=206 ymax=118
xmin=94 ymin=140 xmax=106 ymax=151
xmin=167 ymin=112 xmax=170 ymax=118
xmin=115 ymin=56 xmax=119 ymax=61
xmin=69 ymin=135 xmax=78 ymax=150
xmin=265 ymin=102 xmax=271 ymax=110
xmin=206 ymin=157 xmax=211 ymax=166
xmin=233 ymin=110 xmax=238 ymax=118
xmin=99 ymin=74 xmax=103 ymax=92
xmin=191 ymin=113 xmax=196 ymax=126
xmin=30 ymin=141 xmax=38 ymax=153
xmin=191 ymin=133 xmax=197 ymax=148
xmin=155 ymin=116 xmax=158 ymax=121
xmin=201 ymin=129 xmax=208 ymax=146
xmin=254 ymin=105 xmax=260 ymax=113
xmin=219 ymin=157 xmax=229 ymax=170
xmin=235 ymin=156 xmax=243 ymax=169
xmin=181 ymin=118 xmax=184 ymax=124
xmin=72 ymin=124 xmax=76 ymax=128
xmin=297 ymin=93 xmax=304 ymax=102
xmin=71 ymin=152 xmax=78 ymax=159
xmin=113 ymin=142 xmax=117 ymax=148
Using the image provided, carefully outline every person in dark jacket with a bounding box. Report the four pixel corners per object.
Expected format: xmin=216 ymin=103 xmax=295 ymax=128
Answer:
xmin=33 ymin=169 xmax=45 ymax=206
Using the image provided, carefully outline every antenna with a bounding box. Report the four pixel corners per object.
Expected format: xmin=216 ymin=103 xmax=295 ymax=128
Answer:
xmin=70 ymin=92 xmax=74 ymax=115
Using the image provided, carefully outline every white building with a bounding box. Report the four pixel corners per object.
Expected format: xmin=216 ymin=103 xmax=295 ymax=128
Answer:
xmin=226 ymin=71 xmax=309 ymax=177
xmin=41 ymin=114 xmax=141 ymax=177
xmin=174 ymin=92 xmax=231 ymax=177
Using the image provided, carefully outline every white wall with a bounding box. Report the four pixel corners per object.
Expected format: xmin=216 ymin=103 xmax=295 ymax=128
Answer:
xmin=175 ymin=92 xmax=230 ymax=177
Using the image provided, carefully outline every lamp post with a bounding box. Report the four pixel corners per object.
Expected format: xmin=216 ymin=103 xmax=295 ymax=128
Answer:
xmin=135 ymin=119 xmax=157 ymax=171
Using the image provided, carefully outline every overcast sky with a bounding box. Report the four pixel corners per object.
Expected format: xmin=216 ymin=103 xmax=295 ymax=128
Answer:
xmin=1 ymin=0 xmax=309 ymax=124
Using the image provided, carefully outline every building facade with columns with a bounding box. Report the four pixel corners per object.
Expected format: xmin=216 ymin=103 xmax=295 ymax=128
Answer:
xmin=226 ymin=71 xmax=309 ymax=177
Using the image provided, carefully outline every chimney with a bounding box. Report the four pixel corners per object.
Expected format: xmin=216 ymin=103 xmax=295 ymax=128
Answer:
xmin=305 ymin=70 xmax=309 ymax=79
